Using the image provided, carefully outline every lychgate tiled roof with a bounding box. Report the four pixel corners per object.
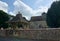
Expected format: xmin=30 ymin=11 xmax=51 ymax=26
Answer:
xmin=8 ymin=12 xmax=28 ymax=23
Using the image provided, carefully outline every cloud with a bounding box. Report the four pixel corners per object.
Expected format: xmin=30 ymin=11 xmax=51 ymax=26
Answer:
xmin=13 ymin=0 xmax=34 ymax=20
xmin=10 ymin=0 xmax=56 ymax=20
xmin=52 ymin=0 xmax=58 ymax=1
xmin=0 ymin=1 xmax=8 ymax=13
xmin=9 ymin=12 xmax=15 ymax=16
xmin=12 ymin=0 xmax=47 ymax=20
xmin=34 ymin=0 xmax=43 ymax=6
xmin=34 ymin=0 xmax=57 ymax=16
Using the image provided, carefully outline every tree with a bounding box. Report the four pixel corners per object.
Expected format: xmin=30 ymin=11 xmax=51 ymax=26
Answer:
xmin=46 ymin=1 xmax=60 ymax=28
xmin=0 ymin=10 xmax=9 ymax=29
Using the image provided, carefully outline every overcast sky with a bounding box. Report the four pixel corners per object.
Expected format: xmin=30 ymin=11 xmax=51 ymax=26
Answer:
xmin=0 ymin=0 xmax=57 ymax=20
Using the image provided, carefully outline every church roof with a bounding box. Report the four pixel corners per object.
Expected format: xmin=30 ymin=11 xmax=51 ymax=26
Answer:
xmin=30 ymin=16 xmax=43 ymax=21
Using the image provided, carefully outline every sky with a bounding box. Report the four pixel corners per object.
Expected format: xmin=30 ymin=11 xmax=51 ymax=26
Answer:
xmin=0 ymin=0 xmax=57 ymax=20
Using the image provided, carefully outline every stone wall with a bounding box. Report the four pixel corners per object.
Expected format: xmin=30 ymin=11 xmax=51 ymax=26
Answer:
xmin=0 ymin=28 xmax=60 ymax=41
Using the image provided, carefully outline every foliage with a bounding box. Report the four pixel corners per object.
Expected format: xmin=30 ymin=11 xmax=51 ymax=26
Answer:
xmin=46 ymin=1 xmax=60 ymax=28
xmin=0 ymin=10 xmax=10 ymax=28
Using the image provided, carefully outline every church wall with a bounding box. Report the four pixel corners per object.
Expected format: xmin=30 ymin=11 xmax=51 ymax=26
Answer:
xmin=29 ymin=21 xmax=48 ymax=29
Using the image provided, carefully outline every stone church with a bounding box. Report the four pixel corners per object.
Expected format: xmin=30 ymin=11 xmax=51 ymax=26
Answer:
xmin=7 ymin=12 xmax=48 ymax=29
xmin=29 ymin=12 xmax=48 ymax=29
